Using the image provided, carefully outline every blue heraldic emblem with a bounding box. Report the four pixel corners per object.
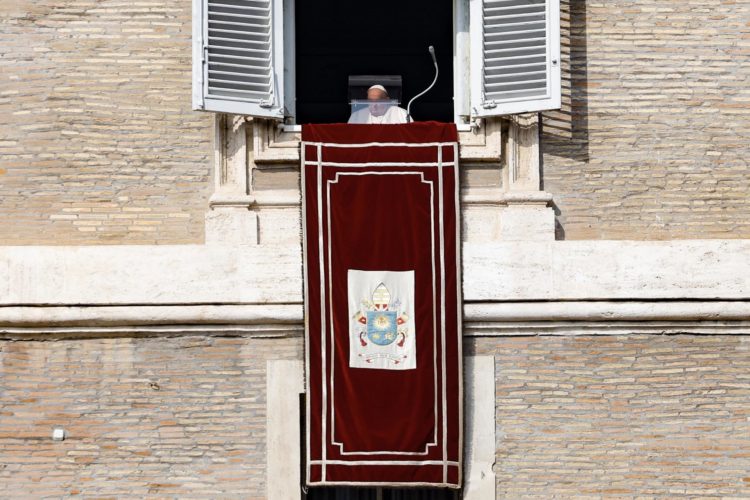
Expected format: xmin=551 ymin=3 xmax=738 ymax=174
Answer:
xmin=366 ymin=310 xmax=398 ymax=346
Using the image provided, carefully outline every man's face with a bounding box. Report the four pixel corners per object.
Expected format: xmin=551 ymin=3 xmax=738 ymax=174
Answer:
xmin=367 ymin=88 xmax=389 ymax=117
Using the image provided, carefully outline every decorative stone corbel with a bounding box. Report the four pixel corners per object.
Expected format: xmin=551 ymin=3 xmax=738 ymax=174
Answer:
xmin=500 ymin=113 xmax=555 ymax=240
xmin=458 ymin=117 xmax=502 ymax=162
xmin=205 ymin=114 xmax=258 ymax=245
xmin=252 ymin=119 xmax=301 ymax=164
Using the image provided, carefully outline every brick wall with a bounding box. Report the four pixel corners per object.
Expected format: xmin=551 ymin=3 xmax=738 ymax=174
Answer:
xmin=0 ymin=0 xmax=212 ymax=245
xmin=543 ymin=0 xmax=750 ymax=239
xmin=2 ymin=334 xmax=748 ymax=497
xmin=0 ymin=335 xmax=301 ymax=498
xmin=470 ymin=334 xmax=750 ymax=498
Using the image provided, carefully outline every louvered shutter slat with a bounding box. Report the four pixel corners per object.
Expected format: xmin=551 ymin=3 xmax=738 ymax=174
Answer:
xmin=193 ymin=0 xmax=284 ymax=118
xmin=209 ymin=13 xmax=269 ymax=22
xmin=208 ymin=36 xmax=269 ymax=49
xmin=209 ymin=45 xmax=268 ymax=56
xmin=487 ymin=70 xmax=546 ymax=81
xmin=487 ymin=52 xmax=546 ymax=61
xmin=209 ymin=69 xmax=270 ymax=80
xmin=208 ymin=20 xmax=269 ymax=29
xmin=487 ymin=57 xmax=546 ymax=66
xmin=209 ymin=2 xmax=269 ymax=13
xmin=209 ymin=61 xmax=270 ymax=71
xmin=471 ymin=0 xmax=560 ymax=115
xmin=487 ymin=46 xmax=545 ymax=56
xmin=210 ymin=28 xmax=270 ymax=38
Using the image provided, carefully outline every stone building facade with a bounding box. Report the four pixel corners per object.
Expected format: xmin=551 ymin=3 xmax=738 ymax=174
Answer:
xmin=1 ymin=0 xmax=750 ymax=498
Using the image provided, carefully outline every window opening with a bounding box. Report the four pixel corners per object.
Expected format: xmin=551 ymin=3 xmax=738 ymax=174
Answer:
xmin=293 ymin=0 xmax=454 ymax=124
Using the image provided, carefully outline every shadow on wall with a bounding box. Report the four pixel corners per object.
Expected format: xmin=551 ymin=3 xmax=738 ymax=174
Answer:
xmin=540 ymin=0 xmax=589 ymax=164
xmin=539 ymin=0 xmax=588 ymax=240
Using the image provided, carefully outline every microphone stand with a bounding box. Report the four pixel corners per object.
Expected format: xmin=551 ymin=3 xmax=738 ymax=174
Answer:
xmin=407 ymin=46 xmax=439 ymax=123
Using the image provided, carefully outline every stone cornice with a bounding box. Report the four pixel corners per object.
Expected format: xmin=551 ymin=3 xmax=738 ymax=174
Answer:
xmin=2 ymin=300 xmax=748 ymax=339
xmin=1 ymin=239 xmax=748 ymax=338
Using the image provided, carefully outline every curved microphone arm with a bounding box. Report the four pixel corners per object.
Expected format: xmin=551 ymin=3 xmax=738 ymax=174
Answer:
xmin=407 ymin=46 xmax=439 ymax=123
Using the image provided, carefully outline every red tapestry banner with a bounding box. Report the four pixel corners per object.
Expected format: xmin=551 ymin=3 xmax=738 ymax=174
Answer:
xmin=302 ymin=122 xmax=462 ymax=488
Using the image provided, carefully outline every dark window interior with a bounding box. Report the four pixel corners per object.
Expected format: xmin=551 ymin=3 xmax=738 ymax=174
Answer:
xmin=294 ymin=0 xmax=454 ymax=124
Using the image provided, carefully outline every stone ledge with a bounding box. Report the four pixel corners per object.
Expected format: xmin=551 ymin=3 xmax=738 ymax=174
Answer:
xmin=2 ymin=300 xmax=748 ymax=339
xmin=1 ymin=240 xmax=748 ymax=306
xmin=464 ymin=240 xmax=750 ymax=301
xmin=0 ymin=304 xmax=301 ymax=327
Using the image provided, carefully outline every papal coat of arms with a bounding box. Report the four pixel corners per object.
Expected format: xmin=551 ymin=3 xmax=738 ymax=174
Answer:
xmin=347 ymin=270 xmax=416 ymax=370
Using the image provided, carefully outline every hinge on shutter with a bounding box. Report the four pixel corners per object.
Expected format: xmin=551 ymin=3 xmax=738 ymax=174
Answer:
xmin=482 ymin=100 xmax=497 ymax=110
xmin=198 ymin=46 xmax=208 ymax=110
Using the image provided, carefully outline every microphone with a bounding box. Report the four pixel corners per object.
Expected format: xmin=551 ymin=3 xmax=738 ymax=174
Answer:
xmin=407 ymin=45 xmax=439 ymax=123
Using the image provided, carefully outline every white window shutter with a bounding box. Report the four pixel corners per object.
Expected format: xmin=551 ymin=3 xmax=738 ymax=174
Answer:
xmin=470 ymin=0 xmax=560 ymax=117
xmin=193 ymin=0 xmax=285 ymax=119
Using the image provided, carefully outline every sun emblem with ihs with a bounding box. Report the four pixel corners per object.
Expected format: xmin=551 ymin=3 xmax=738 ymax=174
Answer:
xmin=353 ymin=282 xmax=410 ymax=364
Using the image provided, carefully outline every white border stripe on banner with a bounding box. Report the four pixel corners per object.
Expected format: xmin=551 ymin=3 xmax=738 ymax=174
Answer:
xmin=327 ymin=171 xmax=439 ymax=456
xmin=316 ymin=143 xmax=327 ymax=482
xmin=301 ymin=142 xmax=311 ymax=485
xmin=306 ymin=141 xmax=456 ymax=148
xmin=454 ymin=142 xmax=464 ymax=485
xmin=304 ymin=161 xmax=455 ymax=168
xmin=311 ymin=460 xmax=460 ymax=467
xmin=437 ymin=145 xmax=448 ymax=483
xmin=307 ymin=479 xmax=460 ymax=488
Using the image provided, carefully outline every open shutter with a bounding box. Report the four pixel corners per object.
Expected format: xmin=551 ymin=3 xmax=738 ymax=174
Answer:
xmin=193 ymin=0 xmax=285 ymax=119
xmin=470 ymin=0 xmax=560 ymax=117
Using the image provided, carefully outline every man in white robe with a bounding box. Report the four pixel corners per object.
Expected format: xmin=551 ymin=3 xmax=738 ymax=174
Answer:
xmin=348 ymin=85 xmax=409 ymax=124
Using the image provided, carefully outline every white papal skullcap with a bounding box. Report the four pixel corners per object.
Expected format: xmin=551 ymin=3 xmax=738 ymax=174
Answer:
xmin=368 ymin=84 xmax=389 ymax=96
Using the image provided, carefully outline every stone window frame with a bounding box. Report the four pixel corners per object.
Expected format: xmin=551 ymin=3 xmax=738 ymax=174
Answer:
xmin=205 ymin=114 xmax=555 ymax=246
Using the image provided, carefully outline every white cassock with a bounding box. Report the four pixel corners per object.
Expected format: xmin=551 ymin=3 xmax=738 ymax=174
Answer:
xmin=348 ymin=105 xmax=409 ymax=124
